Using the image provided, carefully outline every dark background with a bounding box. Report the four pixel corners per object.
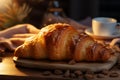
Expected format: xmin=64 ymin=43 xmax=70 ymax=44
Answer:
xmin=62 ymin=0 xmax=120 ymax=21
xmin=16 ymin=0 xmax=120 ymax=27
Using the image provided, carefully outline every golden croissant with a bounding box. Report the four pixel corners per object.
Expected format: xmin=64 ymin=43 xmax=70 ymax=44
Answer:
xmin=14 ymin=23 xmax=113 ymax=62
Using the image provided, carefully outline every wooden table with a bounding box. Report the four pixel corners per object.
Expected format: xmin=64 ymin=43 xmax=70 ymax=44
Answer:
xmin=0 ymin=52 xmax=120 ymax=80
xmin=0 ymin=53 xmax=69 ymax=80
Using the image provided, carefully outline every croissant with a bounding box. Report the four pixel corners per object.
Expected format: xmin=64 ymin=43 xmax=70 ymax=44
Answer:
xmin=14 ymin=23 xmax=113 ymax=62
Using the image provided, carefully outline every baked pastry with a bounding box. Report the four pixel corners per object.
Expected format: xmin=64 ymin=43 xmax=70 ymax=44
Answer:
xmin=14 ymin=23 xmax=113 ymax=62
xmin=110 ymin=38 xmax=120 ymax=52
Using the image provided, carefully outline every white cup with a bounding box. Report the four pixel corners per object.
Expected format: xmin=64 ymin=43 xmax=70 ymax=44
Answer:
xmin=92 ymin=17 xmax=119 ymax=36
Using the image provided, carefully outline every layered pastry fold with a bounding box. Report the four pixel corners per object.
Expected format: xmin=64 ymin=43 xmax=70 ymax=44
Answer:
xmin=14 ymin=23 xmax=113 ymax=62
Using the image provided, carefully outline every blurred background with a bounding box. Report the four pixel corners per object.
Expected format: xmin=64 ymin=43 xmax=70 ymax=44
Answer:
xmin=68 ymin=0 xmax=120 ymax=21
xmin=0 ymin=0 xmax=120 ymax=29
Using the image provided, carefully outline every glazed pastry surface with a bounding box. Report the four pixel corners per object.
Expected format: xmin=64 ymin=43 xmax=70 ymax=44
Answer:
xmin=14 ymin=23 xmax=112 ymax=62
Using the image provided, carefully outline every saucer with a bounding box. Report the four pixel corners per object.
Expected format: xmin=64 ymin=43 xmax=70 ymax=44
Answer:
xmin=85 ymin=28 xmax=120 ymax=40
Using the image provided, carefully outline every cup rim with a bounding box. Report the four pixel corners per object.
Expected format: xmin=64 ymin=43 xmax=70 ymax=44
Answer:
xmin=93 ymin=17 xmax=117 ymax=23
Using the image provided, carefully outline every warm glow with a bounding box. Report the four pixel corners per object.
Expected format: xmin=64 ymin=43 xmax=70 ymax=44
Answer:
xmin=0 ymin=0 xmax=12 ymax=12
xmin=0 ymin=57 xmax=27 ymax=76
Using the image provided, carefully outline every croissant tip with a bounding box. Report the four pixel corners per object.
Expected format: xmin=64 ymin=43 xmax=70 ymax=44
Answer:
xmin=14 ymin=45 xmax=23 ymax=57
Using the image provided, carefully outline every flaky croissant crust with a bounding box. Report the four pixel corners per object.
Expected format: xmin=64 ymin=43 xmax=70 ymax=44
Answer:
xmin=14 ymin=23 xmax=113 ymax=62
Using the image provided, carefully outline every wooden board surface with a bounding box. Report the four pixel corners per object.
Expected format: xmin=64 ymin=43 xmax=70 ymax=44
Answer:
xmin=13 ymin=53 xmax=118 ymax=72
